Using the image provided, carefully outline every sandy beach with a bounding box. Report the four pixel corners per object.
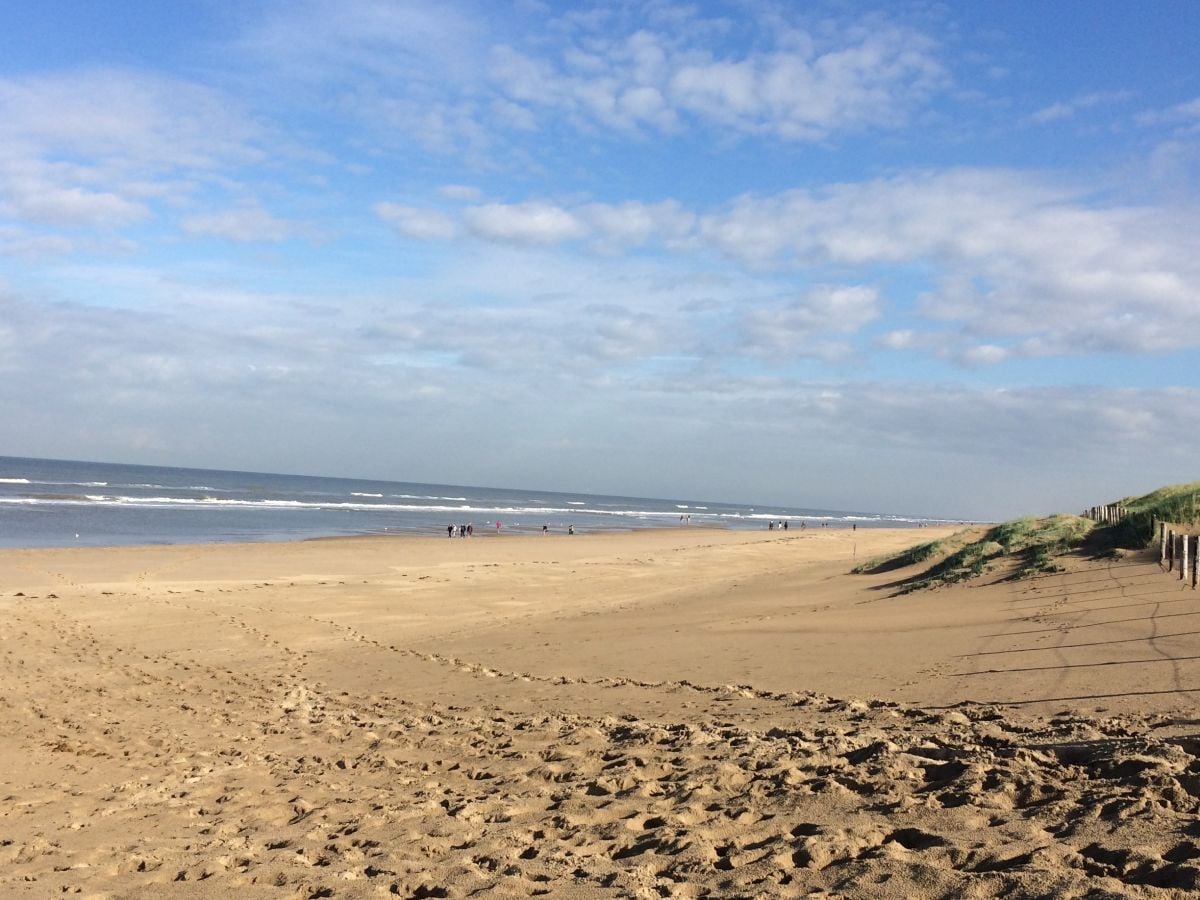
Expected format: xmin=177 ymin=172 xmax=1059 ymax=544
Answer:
xmin=4 ymin=526 xmax=1200 ymax=898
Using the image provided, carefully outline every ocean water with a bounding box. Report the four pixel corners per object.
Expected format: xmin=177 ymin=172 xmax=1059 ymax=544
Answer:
xmin=0 ymin=456 xmax=942 ymax=548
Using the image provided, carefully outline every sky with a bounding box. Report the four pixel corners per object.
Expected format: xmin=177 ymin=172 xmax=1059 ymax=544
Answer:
xmin=1 ymin=0 xmax=1198 ymax=520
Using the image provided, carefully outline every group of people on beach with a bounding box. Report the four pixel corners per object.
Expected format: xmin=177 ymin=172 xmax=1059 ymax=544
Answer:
xmin=447 ymin=522 xmax=574 ymax=537
xmin=769 ymin=520 xmax=854 ymax=531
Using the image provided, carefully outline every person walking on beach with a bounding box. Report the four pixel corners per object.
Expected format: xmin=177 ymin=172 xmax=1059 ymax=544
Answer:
xmin=447 ymin=524 xmax=454 ymax=538
xmin=467 ymin=523 xmax=474 ymax=537
xmin=542 ymin=524 xmax=548 ymax=535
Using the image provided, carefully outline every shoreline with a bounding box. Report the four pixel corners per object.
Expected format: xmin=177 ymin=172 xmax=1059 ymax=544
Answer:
xmin=0 ymin=517 xmax=944 ymax=552
xmin=0 ymin=523 xmax=914 ymax=564
xmin=1 ymin=456 xmax=960 ymax=555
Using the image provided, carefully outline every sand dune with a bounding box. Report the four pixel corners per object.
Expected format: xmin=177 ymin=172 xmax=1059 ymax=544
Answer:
xmin=4 ymin=528 xmax=1200 ymax=898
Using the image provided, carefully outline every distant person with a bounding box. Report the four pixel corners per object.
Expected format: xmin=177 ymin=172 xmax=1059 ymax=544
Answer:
xmin=568 ymin=525 xmax=575 ymax=535
xmin=447 ymin=524 xmax=454 ymax=538
xmin=852 ymin=523 xmax=857 ymax=531
xmin=496 ymin=521 xmax=501 ymax=532
xmin=768 ymin=521 xmax=775 ymax=530
xmin=783 ymin=520 xmax=788 ymax=530
xmin=542 ymin=524 xmax=548 ymax=535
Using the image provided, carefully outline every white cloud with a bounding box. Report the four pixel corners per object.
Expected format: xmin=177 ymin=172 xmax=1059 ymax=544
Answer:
xmin=1030 ymin=91 xmax=1130 ymax=125
xmin=237 ymin=0 xmax=498 ymax=160
xmin=490 ymin=16 xmax=944 ymax=140
xmin=489 ymin=97 xmax=538 ymax=131
xmin=741 ymin=285 xmax=880 ymax=357
xmin=1030 ymin=102 xmax=1073 ymax=124
xmin=675 ymin=28 xmax=944 ymax=139
xmin=695 ymin=169 xmax=1200 ymax=355
xmin=374 ymin=202 xmax=457 ymax=240
xmin=240 ymin=0 xmax=485 ymax=85
xmin=958 ymin=344 xmax=1010 ymax=366
xmin=0 ymin=68 xmax=266 ymax=243
xmin=0 ymin=160 xmax=150 ymax=227
xmin=1136 ymin=96 xmax=1200 ymax=132
xmin=0 ymin=68 xmax=262 ymax=170
xmin=181 ymin=204 xmax=305 ymax=243
xmin=393 ymin=197 xmax=696 ymax=251
xmin=376 ymin=168 xmax=1200 ymax=360
xmin=438 ymin=184 xmax=483 ymax=201
xmin=464 ymin=201 xmax=588 ymax=245
xmin=0 ymin=225 xmax=74 ymax=259
xmin=574 ymin=304 xmax=671 ymax=362
xmin=220 ymin=3 xmax=948 ymax=165
xmin=579 ymin=200 xmax=695 ymax=249
xmin=877 ymin=329 xmax=920 ymax=350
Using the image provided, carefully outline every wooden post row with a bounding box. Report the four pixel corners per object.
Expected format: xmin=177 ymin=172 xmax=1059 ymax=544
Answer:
xmin=1181 ymin=534 xmax=1189 ymax=582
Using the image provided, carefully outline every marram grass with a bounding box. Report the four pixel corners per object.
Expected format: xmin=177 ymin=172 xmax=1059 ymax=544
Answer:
xmin=855 ymin=515 xmax=1094 ymax=593
xmin=853 ymin=480 xmax=1200 ymax=593
xmin=1108 ymin=481 xmax=1200 ymax=549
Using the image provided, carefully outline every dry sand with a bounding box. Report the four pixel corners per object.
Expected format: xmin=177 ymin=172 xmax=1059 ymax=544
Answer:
xmin=4 ymin=526 xmax=1200 ymax=898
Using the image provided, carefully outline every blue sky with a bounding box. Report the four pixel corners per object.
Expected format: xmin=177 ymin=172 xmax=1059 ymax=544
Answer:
xmin=1 ymin=1 xmax=1198 ymax=519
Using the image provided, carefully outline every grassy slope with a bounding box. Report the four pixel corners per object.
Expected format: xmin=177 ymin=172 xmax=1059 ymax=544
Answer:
xmin=855 ymin=481 xmax=1200 ymax=594
xmin=1108 ymin=481 xmax=1200 ymax=548
xmin=850 ymin=529 xmax=973 ymax=576
xmin=854 ymin=515 xmax=1094 ymax=593
xmin=901 ymin=515 xmax=1094 ymax=593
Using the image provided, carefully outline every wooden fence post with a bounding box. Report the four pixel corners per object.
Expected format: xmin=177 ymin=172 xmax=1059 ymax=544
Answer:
xmin=1161 ymin=523 xmax=1168 ymax=565
xmin=1169 ymin=529 xmax=1176 ymax=571
xmin=1182 ymin=534 xmax=1189 ymax=582
xmin=1193 ymin=536 xmax=1199 ymax=590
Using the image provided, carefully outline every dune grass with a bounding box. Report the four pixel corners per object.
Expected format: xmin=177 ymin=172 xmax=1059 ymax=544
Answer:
xmin=1105 ymin=481 xmax=1200 ymax=549
xmin=853 ymin=481 xmax=1200 ymax=594
xmin=855 ymin=515 xmax=1095 ymax=593
xmin=850 ymin=530 xmax=969 ymax=575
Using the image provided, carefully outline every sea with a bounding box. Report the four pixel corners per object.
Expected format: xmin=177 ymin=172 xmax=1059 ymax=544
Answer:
xmin=0 ymin=456 xmax=945 ymax=549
